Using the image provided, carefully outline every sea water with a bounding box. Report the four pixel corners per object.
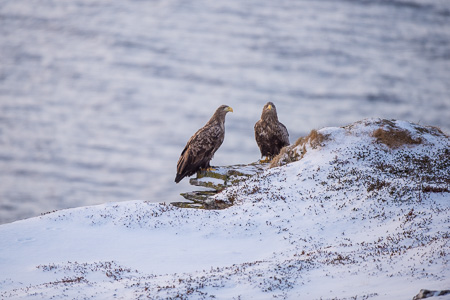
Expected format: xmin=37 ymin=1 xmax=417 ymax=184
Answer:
xmin=1 ymin=0 xmax=449 ymax=224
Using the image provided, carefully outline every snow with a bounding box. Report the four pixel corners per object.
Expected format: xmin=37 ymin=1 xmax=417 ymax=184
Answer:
xmin=0 ymin=118 xmax=449 ymax=299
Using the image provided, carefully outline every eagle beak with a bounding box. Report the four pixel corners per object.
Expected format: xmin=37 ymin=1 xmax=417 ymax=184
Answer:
xmin=267 ymin=104 xmax=272 ymax=110
xmin=225 ymin=106 xmax=233 ymax=113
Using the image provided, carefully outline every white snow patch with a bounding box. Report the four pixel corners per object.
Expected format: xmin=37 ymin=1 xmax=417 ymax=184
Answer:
xmin=0 ymin=119 xmax=448 ymax=299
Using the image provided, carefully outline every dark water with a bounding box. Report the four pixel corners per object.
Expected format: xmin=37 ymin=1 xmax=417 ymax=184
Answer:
xmin=1 ymin=0 xmax=449 ymax=224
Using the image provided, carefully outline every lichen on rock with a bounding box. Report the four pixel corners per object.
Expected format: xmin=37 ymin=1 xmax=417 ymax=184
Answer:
xmin=172 ymin=162 xmax=269 ymax=209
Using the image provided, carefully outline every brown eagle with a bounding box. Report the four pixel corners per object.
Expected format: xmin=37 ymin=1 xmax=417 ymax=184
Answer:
xmin=254 ymin=102 xmax=289 ymax=160
xmin=175 ymin=105 xmax=233 ymax=183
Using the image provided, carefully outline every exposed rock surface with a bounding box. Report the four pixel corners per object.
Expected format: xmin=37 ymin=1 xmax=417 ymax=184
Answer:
xmin=413 ymin=289 xmax=450 ymax=299
xmin=172 ymin=162 xmax=268 ymax=209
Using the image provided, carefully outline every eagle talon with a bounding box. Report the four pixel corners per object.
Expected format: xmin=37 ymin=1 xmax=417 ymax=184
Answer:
xmin=197 ymin=167 xmax=217 ymax=175
xmin=259 ymin=157 xmax=271 ymax=163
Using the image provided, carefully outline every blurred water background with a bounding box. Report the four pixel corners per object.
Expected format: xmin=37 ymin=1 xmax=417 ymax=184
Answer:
xmin=1 ymin=0 xmax=449 ymax=224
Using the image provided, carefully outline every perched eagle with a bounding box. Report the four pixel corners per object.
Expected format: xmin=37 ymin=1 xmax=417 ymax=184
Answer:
xmin=175 ymin=105 xmax=233 ymax=183
xmin=254 ymin=102 xmax=289 ymax=160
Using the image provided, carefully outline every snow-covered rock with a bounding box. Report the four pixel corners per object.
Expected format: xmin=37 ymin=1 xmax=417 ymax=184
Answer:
xmin=0 ymin=118 xmax=448 ymax=299
xmin=413 ymin=289 xmax=450 ymax=300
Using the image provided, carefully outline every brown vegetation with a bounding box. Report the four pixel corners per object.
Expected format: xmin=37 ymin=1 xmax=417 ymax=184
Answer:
xmin=270 ymin=129 xmax=328 ymax=168
xmin=372 ymin=127 xmax=422 ymax=149
xmin=412 ymin=124 xmax=446 ymax=137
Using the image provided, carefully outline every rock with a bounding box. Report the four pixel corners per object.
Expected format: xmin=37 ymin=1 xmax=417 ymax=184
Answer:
xmin=171 ymin=162 xmax=268 ymax=209
xmin=413 ymin=289 xmax=450 ymax=299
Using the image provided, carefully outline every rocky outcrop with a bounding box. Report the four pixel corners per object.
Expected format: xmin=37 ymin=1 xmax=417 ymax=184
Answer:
xmin=413 ymin=289 xmax=450 ymax=299
xmin=171 ymin=162 xmax=268 ymax=209
xmin=175 ymin=118 xmax=449 ymax=210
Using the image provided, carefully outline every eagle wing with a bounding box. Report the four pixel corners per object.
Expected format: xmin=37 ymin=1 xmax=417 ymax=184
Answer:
xmin=175 ymin=123 xmax=224 ymax=183
xmin=254 ymin=119 xmax=266 ymax=151
xmin=278 ymin=121 xmax=289 ymax=146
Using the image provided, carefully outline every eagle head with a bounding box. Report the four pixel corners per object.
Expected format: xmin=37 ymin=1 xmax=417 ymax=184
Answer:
xmin=261 ymin=102 xmax=278 ymax=120
xmin=210 ymin=105 xmax=233 ymax=124
xmin=223 ymin=105 xmax=233 ymax=113
xmin=217 ymin=105 xmax=233 ymax=115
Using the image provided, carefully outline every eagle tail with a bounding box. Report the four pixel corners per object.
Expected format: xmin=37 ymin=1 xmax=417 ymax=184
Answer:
xmin=174 ymin=173 xmax=185 ymax=184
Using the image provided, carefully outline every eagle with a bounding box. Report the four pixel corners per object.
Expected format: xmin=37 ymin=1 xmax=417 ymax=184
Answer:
xmin=254 ymin=102 xmax=289 ymax=161
xmin=175 ymin=105 xmax=233 ymax=183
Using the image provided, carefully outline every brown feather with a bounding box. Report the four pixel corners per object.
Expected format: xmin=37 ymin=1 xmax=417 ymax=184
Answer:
xmin=254 ymin=102 xmax=289 ymax=159
xmin=175 ymin=105 xmax=232 ymax=183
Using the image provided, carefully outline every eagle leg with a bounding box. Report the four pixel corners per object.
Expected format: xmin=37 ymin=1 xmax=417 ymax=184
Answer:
xmin=196 ymin=167 xmax=217 ymax=180
xmin=197 ymin=167 xmax=217 ymax=175
xmin=204 ymin=161 xmax=217 ymax=171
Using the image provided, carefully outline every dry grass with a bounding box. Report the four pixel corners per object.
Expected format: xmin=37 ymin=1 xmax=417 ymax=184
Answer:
xmin=413 ymin=124 xmax=446 ymax=137
xmin=270 ymin=129 xmax=328 ymax=168
xmin=305 ymin=129 xmax=328 ymax=149
xmin=372 ymin=127 xmax=422 ymax=149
